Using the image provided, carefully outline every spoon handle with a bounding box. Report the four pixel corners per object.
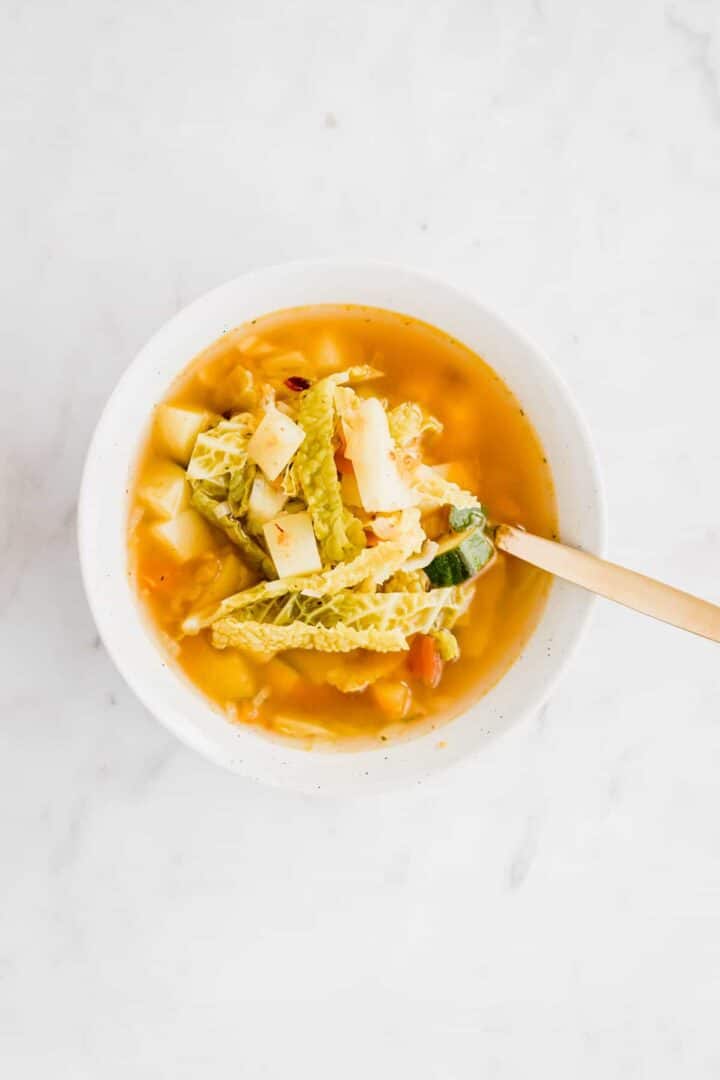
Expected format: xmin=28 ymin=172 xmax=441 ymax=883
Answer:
xmin=495 ymin=525 xmax=720 ymax=644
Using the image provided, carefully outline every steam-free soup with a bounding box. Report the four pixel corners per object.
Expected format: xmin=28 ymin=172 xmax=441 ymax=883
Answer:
xmin=128 ymin=305 xmax=556 ymax=746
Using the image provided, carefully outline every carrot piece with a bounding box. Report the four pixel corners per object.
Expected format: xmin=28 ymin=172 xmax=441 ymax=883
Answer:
xmin=334 ymin=448 xmax=354 ymax=475
xmin=408 ymin=635 xmax=444 ymax=689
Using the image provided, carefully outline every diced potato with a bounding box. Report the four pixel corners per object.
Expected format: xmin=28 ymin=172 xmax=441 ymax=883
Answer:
xmin=198 ymin=552 xmax=255 ymax=607
xmin=207 ymin=651 xmax=256 ymax=700
xmin=310 ymin=332 xmax=364 ymax=374
xmin=341 ymin=396 xmax=416 ymax=512
xmin=263 ymin=511 xmax=321 ymax=578
xmin=370 ymin=678 xmax=413 ymax=720
xmin=257 ymin=349 xmax=306 ymax=377
xmin=184 ymin=637 xmax=256 ymax=700
xmin=215 ymin=364 xmax=257 ymax=412
xmin=281 ymin=649 xmax=407 ymax=695
xmin=234 ymin=333 xmax=274 ymax=356
xmin=324 ymin=651 xmax=405 ymax=693
xmin=247 ymin=405 xmax=305 ymax=481
xmin=247 ymin=474 xmax=288 ymax=526
xmin=151 ymin=509 xmax=214 ymax=561
xmin=195 ymin=348 xmax=256 ymax=409
xmin=137 ymin=460 xmax=190 ymax=520
xmin=263 ymin=658 xmax=302 ymax=696
xmin=154 ymin=404 xmax=216 ymax=465
xmin=283 ymin=650 xmax=332 ymax=685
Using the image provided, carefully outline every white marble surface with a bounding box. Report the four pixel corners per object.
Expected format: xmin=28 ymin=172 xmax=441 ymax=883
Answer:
xmin=2 ymin=0 xmax=720 ymax=1075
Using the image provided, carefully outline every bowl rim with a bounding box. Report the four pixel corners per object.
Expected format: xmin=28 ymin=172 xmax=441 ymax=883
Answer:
xmin=78 ymin=258 xmax=607 ymax=792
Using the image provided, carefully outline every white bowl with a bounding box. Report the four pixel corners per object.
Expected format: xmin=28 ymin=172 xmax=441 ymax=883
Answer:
xmin=78 ymin=261 xmax=606 ymax=794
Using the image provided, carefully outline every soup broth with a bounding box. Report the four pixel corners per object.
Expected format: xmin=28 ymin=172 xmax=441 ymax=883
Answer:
xmin=128 ymin=305 xmax=557 ymax=746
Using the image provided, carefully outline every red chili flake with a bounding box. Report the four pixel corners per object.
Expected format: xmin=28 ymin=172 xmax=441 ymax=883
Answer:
xmin=285 ymin=376 xmax=311 ymax=391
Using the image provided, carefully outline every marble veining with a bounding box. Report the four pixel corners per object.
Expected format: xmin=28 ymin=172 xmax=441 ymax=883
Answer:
xmin=2 ymin=0 xmax=720 ymax=1076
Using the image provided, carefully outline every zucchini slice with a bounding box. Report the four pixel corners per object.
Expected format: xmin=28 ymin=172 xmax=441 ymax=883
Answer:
xmin=425 ymin=507 xmax=494 ymax=587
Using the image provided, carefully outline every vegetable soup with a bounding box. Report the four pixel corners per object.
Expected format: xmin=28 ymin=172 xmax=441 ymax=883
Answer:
xmin=128 ymin=305 xmax=557 ymax=746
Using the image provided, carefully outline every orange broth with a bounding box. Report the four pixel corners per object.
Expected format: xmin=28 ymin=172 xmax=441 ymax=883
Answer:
xmin=128 ymin=305 xmax=557 ymax=747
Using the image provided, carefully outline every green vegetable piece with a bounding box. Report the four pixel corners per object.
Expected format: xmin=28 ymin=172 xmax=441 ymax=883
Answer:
xmin=410 ymin=464 xmax=479 ymax=510
xmin=212 ymin=620 xmax=408 ymax=660
xmin=461 ymin=529 xmax=494 ymax=570
xmin=448 ymin=505 xmax=486 ymax=532
xmin=425 ymin=549 xmax=464 ymax=587
xmin=185 ymin=415 xmax=275 ymax=577
xmin=182 ymin=510 xmax=426 ymax=633
xmin=186 ymin=415 xmax=254 ymax=498
xmin=432 ymin=628 xmax=460 ymax=662
xmin=295 ymin=371 xmax=366 ymax=564
xmin=425 ymin=530 xmax=494 ymax=586
xmin=190 ymin=488 xmax=275 ymax=578
xmin=217 ymin=586 xmax=465 ymax=634
xmin=279 ymin=459 xmax=302 ymax=499
xmin=388 ymin=401 xmax=442 ymax=448
xmin=228 ymin=460 xmax=256 ymax=516
xmin=210 ymin=585 xmax=472 ymax=659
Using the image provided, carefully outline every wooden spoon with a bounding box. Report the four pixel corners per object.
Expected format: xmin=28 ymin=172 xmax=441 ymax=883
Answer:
xmin=495 ymin=525 xmax=720 ymax=644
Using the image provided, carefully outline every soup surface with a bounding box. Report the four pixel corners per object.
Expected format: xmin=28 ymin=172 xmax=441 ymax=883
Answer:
xmin=128 ymin=305 xmax=557 ymax=747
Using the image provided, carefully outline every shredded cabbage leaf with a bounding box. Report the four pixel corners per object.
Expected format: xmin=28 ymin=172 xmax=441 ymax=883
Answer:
xmin=295 ymin=369 xmax=376 ymax=564
xmin=431 ymin=628 xmax=460 ymax=662
xmin=382 ymin=569 xmax=428 ymax=593
xmin=187 ymin=416 xmax=255 ymax=502
xmin=227 ymin=587 xmax=465 ymax=630
xmin=310 ymin=651 xmax=405 ymax=693
xmin=279 ymin=459 xmax=302 ymax=498
xmin=388 ymin=402 xmax=442 ymax=449
xmin=185 ymin=416 xmax=275 ymax=576
xmin=190 ymin=489 xmax=275 ymax=578
xmin=210 ymin=586 xmax=471 ymax=658
xmin=213 ymin=621 xmax=407 ymax=659
xmin=182 ymin=509 xmax=425 ymax=632
xmin=410 ymin=464 xmax=480 ymax=510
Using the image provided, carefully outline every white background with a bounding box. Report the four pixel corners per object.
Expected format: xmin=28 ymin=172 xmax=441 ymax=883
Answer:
xmin=2 ymin=1 xmax=720 ymax=1076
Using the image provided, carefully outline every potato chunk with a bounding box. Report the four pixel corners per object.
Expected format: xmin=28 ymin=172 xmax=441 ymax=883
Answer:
xmin=151 ymin=509 xmax=213 ymax=561
xmin=247 ymin=406 xmax=305 ymax=481
xmin=247 ymin=474 xmax=288 ymax=526
xmin=198 ymin=552 xmax=255 ymax=607
xmin=204 ymin=650 xmax=256 ymax=700
xmin=183 ymin=636 xmax=256 ymax=700
xmin=155 ymin=404 xmax=216 ymax=465
xmin=370 ymin=678 xmax=412 ymax=720
xmin=137 ymin=460 xmax=190 ymax=519
xmin=263 ymin=511 xmax=321 ymax=578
